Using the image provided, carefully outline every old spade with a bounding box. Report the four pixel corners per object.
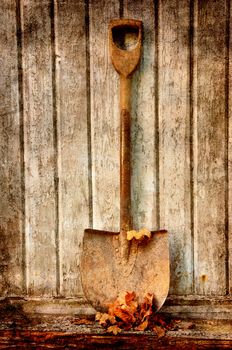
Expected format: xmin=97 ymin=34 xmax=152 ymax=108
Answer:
xmin=80 ymin=19 xmax=169 ymax=311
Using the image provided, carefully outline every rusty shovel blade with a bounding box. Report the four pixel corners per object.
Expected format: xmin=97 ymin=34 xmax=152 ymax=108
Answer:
xmin=81 ymin=229 xmax=169 ymax=312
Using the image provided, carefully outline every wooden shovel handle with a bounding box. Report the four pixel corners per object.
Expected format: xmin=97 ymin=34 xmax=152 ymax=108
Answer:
xmin=109 ymin=19 xmax=142 ymax=260
xmin=120 ymin=75 xmax=132 ymax=232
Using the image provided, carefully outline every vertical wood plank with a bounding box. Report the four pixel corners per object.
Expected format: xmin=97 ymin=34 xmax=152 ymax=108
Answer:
xmin=0 ymin=0 xmax=23 ymax=296
xmin=159 ymin=0 xmax=193 ymax=294
xmin=229 ymin=0 xmax=232 ymax=295
xmin=193 ymin=0 xmax=227 ymax=295
xmin=89 ymin=0 xmax=120 ymax=232
xmin=55 ymin=0 xmax=89 ymax=296
xmin=22 ymin=0 xmax=57 ymax=296
xmin=123 ymin=0 xmax=157 ymax=231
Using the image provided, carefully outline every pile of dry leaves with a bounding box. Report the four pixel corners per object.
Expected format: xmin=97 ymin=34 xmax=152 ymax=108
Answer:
xmin=95 ymin=291 xmax=179 ymax=336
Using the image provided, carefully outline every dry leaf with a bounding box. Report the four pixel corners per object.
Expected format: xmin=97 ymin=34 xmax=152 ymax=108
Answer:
xmin=127 ymin=230 xmax=137 ymax=241
xmin=125 ymin=291 xmax=138 ymax=314
xmin=95 ymin=291 xmax=178 ymax=335
xmin=125 ymin=291 xmax=136 ymax=304
xmin=113 ymin=305 xmax=136 ymax=324
xmin=127 ymin=228 xmax=151 ymax=241
xmin=140 ymin=293 xmax=153 ymax=321
xmin=153 ymin=325 xmax=166 ymax=339
xmin=96 ymin=312 xmax=116 ymax=326
xmin=143 ymin=293 xmax=153 ymax=305
xmin=107 ymin=325 xmax=122 ymax=335
xmin=180 ymin=322 xmax=196 ymax=330
xmin=95 ymin=312 xmax=102 ymax=321
xmin=136 ymin=319 xmax=148 ymax=331
xmin=174 ymin=319 xmax=181 ymax=323
xmin=152 ymin=314 xmax=167 ymax=328
xmin=108 ymin=291 xmax=138 ymax=323
xmin=117 ymin=291 xmax=135 ymax=305
xmin=71 ymin=318 xmax=93 ymax=325
xmin=139 ymin=228 xmax=151 ymax=239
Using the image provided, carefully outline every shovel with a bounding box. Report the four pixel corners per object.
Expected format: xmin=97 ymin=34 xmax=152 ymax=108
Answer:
xmin=81 ymin=19 xmax=169 ymax=312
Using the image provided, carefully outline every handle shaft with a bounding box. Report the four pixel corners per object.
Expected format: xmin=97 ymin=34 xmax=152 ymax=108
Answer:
xmin=120 ymin=75 xmax=132 ymax=233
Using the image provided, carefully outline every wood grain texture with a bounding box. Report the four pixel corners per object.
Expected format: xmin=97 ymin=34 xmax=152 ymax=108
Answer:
xmin=22 ymin=0 xmax=57 ymax=296
xmin=55 ymin=0 xmax=89 ymax=297
xmin=123 ymin=0 xmax=157 ymax=231
xmin=0 ymin=0 xmax=23 ymax=296
xmin=229 ymin=0 xmax=232 ymax=295
xmin=0 ymin=318 xmax=232 ymax=349
xmin=89 ymin=0 xmax=120 ymax=232
xmin=193 ymin=0 xmax=227 ymax=295
xmin=158 ymin=0 xmax=192 ymax=294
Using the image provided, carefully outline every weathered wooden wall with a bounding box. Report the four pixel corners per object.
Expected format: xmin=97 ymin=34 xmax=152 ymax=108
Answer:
xmin=0 ymin=0 xmax=231 ymax=315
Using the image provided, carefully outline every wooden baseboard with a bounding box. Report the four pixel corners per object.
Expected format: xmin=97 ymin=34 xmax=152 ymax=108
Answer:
xmin=0 ymin=295 xmax=231 ymax=319
xmin=0 ymin=296 xmax=95 ymax=316
xmin=162 ymin=295 xmax=232 ymax=319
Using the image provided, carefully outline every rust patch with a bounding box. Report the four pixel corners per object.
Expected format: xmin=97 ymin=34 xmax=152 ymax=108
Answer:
xmin=201 ymin=275 xmax=208 ymax=283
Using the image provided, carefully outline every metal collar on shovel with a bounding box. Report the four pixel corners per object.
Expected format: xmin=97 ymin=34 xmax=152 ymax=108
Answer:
xmin=81 ymin=19 xmax=169 ymax=312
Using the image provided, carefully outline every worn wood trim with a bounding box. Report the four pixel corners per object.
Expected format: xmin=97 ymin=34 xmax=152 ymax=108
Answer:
xmin=162 ymin=295 xmax=232 ymax=320
xmin=0 ymin=297 xmax=94 ymax=316
xmin=22 ymin=0 xmax=57 ymax=296
xmin=55 ymin=0 xmax=90 ymax=297
xmin=193 ymin=0 xmax=228 ymax=295
xmin=158 ymin=0 xmax=192 ymax=294
xmin=0 ymin=296 xmax=231 ymax=320
xmin=0 ymin=0 xmax=24 ymax=296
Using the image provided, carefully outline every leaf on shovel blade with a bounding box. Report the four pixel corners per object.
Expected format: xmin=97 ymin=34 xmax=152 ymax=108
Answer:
xmin=107 ymin=325 xmax=122 ymax=335
xmin=127 ymin=228 xmax=151 ymax=241
xmin=127 ymin=230 xmax=137 ymax=241
xmin=139 ymin=228 xmax=151 ymax=239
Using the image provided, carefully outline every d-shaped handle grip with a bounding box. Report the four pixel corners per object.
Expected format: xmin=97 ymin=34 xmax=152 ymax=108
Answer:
xmin=109 ymin=19 xmax=142 ymax=78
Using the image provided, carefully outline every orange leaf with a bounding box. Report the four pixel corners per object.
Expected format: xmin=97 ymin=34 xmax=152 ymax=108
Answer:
xmin=136 ymin=319 xmax=148 ymax=331
xmin=180 ymin=322 xmax=195 ymax=330
xmin=153 ymin=325 xmax=166 ymax=339
xmin=114 ymin=306 xmax=136 ymax=324
xmin=71 ymin=318 xmax=93 ymax=325
xmin=117 ymin=291 xmax=128 ymax=305
xmin=96 ymin=312 xmax=116 ymax=326
xmin=107 ymin=325 xmax=122 ymax=335
xmin=125 ymin=291 xmax=136 ymax=305
xmin=140 ymin=293 xmax=154 ymax=321
xmin=143 ymin=292 xmax=153 ymax=305
xmin=95 ymin=312 xmax=102 ymax=321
